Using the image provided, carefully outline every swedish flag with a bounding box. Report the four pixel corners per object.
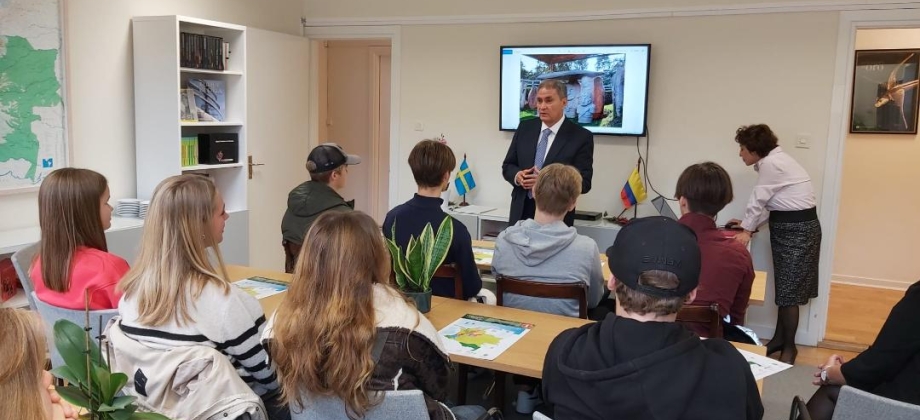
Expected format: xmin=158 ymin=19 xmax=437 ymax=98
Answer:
xmin=454 ymin=156 xmax=476 ymax=196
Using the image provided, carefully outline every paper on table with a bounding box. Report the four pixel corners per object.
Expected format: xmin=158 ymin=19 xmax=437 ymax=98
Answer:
xmin=451 ymin=205 xmax=496 ymax=215
xmin=473 ymin=247 xmax=494 ymax=265
xmin=738 ymin=348 xmax=793 ymax=380
xmin=438 ymin=314 xmax=534 ymax=361
xmin=233 ymin=276 xmax=288 ymax=300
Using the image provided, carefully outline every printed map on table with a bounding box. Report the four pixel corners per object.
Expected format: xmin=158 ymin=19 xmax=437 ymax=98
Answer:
xmin=438 ymin=314 xmax=533 ymax=360
xmin=472 ymin=247 xmax=494 ymax=266
xmin=0 ymin=0 xmax=67 ymax=191
xmin=233 ymin=276 xmax=288 ymax=300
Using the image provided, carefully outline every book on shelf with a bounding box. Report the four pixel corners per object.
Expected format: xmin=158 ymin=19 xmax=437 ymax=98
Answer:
xmin=186 ymin=79 xmax=226 ymax=122
xmin=179 ymin=89 xmax=198 ymax=122
xmin=180 ymin=32 xmax=226 ymax=71
xmin=181 ymin=136 xmax=199 ymax=167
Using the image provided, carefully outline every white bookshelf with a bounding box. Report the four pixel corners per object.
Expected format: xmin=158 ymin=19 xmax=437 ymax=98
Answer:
xmin=131 ymin=15 xmax=249 ymax=265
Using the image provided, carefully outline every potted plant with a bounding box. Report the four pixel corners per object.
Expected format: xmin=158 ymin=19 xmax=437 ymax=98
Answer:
xmin=385 ymin=215 xmax=453 ymax=313
xmin=51 ymin=318 xmax=169 ymax=420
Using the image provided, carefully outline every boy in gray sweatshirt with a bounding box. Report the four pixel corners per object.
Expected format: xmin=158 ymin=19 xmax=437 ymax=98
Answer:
xmin=492 ymin=163 xmax=605 ymax=318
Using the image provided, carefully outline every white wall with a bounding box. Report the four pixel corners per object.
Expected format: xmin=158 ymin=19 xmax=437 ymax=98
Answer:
xmin=0 ymin=0 xmax=303 ymax=232
xmin=304 ymin=0 xmax=840 ymax=20
xmin=391 ymin=12 xmax=839 ymax=339
xmin=832 ymin=28 xmax=920 ymax=290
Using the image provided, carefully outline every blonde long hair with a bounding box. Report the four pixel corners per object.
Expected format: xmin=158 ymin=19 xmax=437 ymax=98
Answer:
xmin=37 ymin=168 xmax=109 ymax=292
xmin=272 ymin=211 xmax=393 ymax=419
xmin=118 ymin=175 xmax=229 ymax=326
xmin=0 ymin=308 xmax=48 ymax=420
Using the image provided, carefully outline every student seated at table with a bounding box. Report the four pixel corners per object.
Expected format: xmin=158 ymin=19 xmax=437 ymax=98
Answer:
xmin=116 ymin=175 xmax=285 ymax=418
xmin=31 ymin=168 xmax=129 ymax=310
xmin=803 ymin=279 xmax=920 ymax=420
xmin=0 ymin=308 xmax=78 ymax=420
xmin=280 ymin=143 xmax=361 ymax=272
xmin=542 ymin=217 xmax=764 ymax=420
xmin=492 ymin=163 xmax=605 ymax=318
xmin=383 ymin=139 xmax=482 ymax=300
xmin=674 ymin=162 xmax=757 ymax=344
xmin=270 ymin=211 xmax=487 ymax=420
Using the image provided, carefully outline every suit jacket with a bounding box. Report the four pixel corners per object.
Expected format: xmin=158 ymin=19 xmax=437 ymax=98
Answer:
xmin=502 ymin=118 xmax=594 ymax=226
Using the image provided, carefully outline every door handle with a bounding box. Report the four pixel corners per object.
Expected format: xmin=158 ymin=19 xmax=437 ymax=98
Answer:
xmin=247 ymin=155 xmax=264 ymax=179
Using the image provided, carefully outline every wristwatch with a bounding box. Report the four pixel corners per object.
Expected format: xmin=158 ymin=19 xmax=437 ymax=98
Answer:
xmin=820 ymin=368 xmax=829 ymax=384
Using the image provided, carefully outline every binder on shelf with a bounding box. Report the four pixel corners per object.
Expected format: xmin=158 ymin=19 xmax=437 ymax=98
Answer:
xmin=180 ymin=32 xmax=226 ymax=71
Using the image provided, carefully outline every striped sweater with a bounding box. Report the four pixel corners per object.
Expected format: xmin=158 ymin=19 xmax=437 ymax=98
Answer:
xmin=118 ymin=281 xmax=279 ymax=396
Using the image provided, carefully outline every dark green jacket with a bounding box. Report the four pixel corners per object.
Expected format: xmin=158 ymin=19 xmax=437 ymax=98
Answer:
xmin=280 ymin=181 xmax=353 ymax=244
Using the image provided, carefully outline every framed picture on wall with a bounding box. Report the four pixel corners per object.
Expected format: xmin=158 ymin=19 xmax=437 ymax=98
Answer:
xmin=851 ymin=49 xmax=920 ymax=134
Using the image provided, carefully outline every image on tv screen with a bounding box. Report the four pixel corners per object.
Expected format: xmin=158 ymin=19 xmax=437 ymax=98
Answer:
xmin=500 ymin=45 xmax=650 ymax=136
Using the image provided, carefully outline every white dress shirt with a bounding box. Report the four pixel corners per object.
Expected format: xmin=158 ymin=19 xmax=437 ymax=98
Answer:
xmin=539 ymin=117 xmax=565 ymax=164
xmin=741 ymin=146 xmax=816 ymax=231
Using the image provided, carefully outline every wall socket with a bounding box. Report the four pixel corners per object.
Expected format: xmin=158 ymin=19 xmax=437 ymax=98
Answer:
xmin=795 ymin=133 xmax=811 ymax=149
xmin=414 ymin=121 xmax=424 ymax=131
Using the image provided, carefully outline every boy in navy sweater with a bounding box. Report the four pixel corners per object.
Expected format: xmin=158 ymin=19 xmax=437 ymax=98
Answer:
xmin=383 ymin=140 xmax=482 ymax=300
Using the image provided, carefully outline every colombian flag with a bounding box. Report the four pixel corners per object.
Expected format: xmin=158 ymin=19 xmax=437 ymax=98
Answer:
xmin=454 ymin=156 xmax=476 ymax=196
xmin=620 ymin=166 xmax=647 ymax=208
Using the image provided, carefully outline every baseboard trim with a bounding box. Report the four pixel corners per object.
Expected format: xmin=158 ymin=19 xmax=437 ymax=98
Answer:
xmin=831 ymin=274 xmax=912 ymax=291
xmin=818 ymin=339 xmax=869 ymax=353
xmin=303 ymin=1 xmax=920 ymax=27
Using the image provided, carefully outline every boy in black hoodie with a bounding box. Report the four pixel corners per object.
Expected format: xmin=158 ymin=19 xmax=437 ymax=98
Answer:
xmin=542 ymin=216 xmax=764 ymax=420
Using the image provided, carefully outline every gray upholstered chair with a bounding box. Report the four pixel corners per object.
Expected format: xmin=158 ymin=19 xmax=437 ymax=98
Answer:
xmin=31 ymin=292 xmax=118 ymax=368
xmin=10 ymin=241 xmax=40 ymax=310
xmin=289 ymin=389 xmax=429 ymax=420
xmin=831 ymin=386 xmax=920 ymax=420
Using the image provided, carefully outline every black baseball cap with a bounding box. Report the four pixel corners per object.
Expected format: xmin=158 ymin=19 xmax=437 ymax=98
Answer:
xmin=306 ymin=143 xmax=362 ymax=174
xmin=605 ymin=216 xmax=701 ymax=298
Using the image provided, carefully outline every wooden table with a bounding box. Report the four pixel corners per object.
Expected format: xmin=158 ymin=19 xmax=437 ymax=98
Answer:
xmin=472 ymin=240 xmax=767 ymax=306
xmin=227 ymin=265 xmax=763 ymax=393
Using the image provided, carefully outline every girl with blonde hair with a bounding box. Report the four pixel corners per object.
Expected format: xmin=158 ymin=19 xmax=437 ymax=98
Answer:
xmin=32 ymin=168 xmax=129 ymax=309
xmin=117 ymin=175 xmax=281 ymax=408
xmin=0 ymin=308 xmax=77 ymax=420
xmin=270 ymin=211 xmax=486 ymax=420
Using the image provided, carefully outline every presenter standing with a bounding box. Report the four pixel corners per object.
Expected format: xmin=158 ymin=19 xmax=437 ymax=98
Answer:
xmin=502 ymin=80 xmax=594 ymax=226
xmin=729 ymin=124 xmax=821 ymax=364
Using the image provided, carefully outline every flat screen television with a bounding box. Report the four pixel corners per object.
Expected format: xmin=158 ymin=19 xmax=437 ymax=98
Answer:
xmin=499 ymin=44 xmax=651 ymax=136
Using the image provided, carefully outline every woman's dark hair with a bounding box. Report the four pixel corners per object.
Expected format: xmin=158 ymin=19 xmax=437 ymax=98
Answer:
xmin=735 ymin=124 xmax=778 ymax=157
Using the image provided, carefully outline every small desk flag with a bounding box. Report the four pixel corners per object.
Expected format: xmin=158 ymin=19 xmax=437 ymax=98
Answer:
xmin=455 ymin=155 xmax=476 ymax=196
xmin=620 ymin=165 xmax=647 ymax=209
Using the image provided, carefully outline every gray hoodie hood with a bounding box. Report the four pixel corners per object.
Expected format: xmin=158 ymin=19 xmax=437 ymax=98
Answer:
xmin=501 ymin=219 xmax=578 ymax=267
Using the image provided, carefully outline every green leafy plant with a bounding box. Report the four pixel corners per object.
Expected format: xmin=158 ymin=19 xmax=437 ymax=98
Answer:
xmin=51 ymin=319 xmax=169 ymax=420
xmin=385 ymin=216 xmax=454 ymax=293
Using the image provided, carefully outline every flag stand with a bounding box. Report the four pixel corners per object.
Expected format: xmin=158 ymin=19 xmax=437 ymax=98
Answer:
xmin=459 ymin=194 xmax=469 ymax=206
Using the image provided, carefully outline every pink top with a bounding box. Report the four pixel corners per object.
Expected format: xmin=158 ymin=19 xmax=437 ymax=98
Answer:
xmin=31 ymin=247 xmax=129 ymax=310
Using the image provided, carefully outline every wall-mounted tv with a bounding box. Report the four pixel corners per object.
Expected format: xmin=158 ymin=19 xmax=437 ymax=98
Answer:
xmin=500 ymin=44 xmax=651 ymax=136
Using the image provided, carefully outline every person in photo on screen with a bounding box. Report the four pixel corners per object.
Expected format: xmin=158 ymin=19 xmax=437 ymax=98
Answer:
xmin=675 ymin=162 xmax=757 ymax=344
xmin=0 ymin=308 xmax=78 ymax=420
xmin=116 ymin=175 xmax=288 ymax=419
xmin=802 ymin=280 xmax=920 ymax=420
xmin=541 ymin=217 xmax=764 ymax=420
xmin=30 ymin=168 xmax=129 ymax=310
xmin=269 ymin=211 xmax=488 ymax=420
xmin=502 ymin=79 xmax=594 ymax=227
xmin=728 ymin=124 xmax=821 ymax=364
xmin=383 ymin=139 xmax=483 ymax=301
xmin=280 ymin=143 xmax=361 ymax=273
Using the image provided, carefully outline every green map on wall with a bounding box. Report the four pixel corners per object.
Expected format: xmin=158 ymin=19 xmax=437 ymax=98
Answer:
xmin=0 ymin=0 xmax=67 ymax=190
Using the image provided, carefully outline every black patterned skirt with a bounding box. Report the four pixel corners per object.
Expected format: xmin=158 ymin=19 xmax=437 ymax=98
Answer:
xmin=769 ymin=207 xmax=822 ymax=307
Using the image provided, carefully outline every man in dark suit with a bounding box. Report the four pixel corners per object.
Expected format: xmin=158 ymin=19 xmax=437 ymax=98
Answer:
xmin=502 ymin=79 xmax=594 ymax=226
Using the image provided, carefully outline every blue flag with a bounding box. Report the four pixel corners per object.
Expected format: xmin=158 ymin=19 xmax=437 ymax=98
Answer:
xmin=454 ymin=156 xmax=476 ymax=196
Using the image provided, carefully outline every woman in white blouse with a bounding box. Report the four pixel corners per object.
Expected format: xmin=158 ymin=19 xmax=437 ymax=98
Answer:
xmin=729 ymin=124 xmax=821 ymax=364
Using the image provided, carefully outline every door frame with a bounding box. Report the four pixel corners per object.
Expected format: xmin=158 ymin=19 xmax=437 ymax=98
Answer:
xmin=368 ymin=46 xmax=391 ymax=221
xmin=815 ymin=9 xmax=920 ymax=345
xmin=303 ymin=26 xmax=402 ymax=214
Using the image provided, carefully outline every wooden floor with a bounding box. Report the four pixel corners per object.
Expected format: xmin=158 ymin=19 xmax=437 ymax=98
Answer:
xmin=822 ymin=282 xmax=903 ymax=349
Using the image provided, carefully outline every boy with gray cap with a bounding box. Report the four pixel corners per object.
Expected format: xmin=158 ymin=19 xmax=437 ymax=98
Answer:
xmin=281 ymin=143 xmax=361 ymax=272
xmin=541 ymin=216 xmax=763 ymax=420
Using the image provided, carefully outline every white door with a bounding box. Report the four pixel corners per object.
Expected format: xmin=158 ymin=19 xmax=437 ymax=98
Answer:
xmin=325 ymin=41 xmax=391 ymax=223
xmin=246 ymin=29 xmax=310 ymax=270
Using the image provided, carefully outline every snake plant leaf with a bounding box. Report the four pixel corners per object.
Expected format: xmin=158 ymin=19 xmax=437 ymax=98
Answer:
xmin=385 ymin=237 xmax=408 ymax=289
xmin=406 ymin=235 xmax=426 ymax=291
xmin=427 ymin=216 xmax=454 ymax=279
xmin=419 ymin=222 xmax=436 ymax=282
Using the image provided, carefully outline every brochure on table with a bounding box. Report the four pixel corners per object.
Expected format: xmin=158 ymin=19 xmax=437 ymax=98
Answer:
xmin=234 ymin=276 xmax=288 ymax=299
xmin=438 ymin=314 xmax=534 ymax=361
xmin=738 ymin=348 xmax=793 ymax=380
